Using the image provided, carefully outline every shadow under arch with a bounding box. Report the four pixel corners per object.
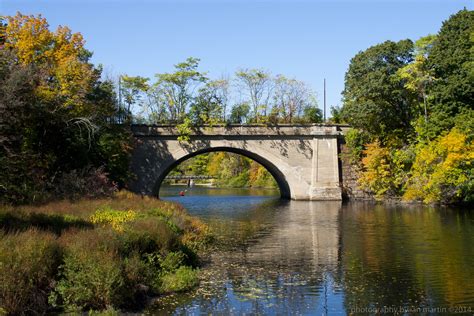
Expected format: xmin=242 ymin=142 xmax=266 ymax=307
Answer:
xmin=154 ymin=146 xmax=291 ymax=199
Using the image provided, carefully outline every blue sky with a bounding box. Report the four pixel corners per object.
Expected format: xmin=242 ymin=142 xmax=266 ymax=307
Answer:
xmin=2 ymin=0 xmax=472 ymax=112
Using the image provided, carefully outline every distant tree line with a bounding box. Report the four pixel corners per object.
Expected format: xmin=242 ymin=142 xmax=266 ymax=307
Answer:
xmin=119 ymin=59 xmax=324 ymax=128
xmin=340 ymin=9 xmax=473 ymax=204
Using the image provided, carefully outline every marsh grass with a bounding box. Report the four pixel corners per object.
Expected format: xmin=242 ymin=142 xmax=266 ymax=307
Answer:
xmin=0 ymin=191 xmax=211 ymax=314
xmin=0 ymin=229 xmax=62 ymax=315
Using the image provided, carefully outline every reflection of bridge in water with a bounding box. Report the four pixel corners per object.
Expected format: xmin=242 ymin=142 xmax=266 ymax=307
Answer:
xmin=246 ymin=201 xmax=340 ymax=269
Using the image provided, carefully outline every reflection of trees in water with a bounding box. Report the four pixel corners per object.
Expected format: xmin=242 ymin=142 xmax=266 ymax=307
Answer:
xmin=340 ymin=202 xmax=474 ymax=311
xmin=205 ymin=198 xmax=283 ymax=249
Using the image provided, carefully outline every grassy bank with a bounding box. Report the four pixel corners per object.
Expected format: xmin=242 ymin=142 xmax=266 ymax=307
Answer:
xmin=0 ymin=191 xmax=211 ymax=314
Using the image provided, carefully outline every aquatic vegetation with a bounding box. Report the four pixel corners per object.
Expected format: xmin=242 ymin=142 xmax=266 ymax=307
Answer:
xmin=159 ymin=266 xmax=200 ymax=293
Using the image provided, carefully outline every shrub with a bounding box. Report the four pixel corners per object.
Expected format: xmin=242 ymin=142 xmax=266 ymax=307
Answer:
xmin=53 ymin=167 xmax=118 ymax=201
xmin=181 ymin=217 xmax=213 ymax=252
xmin=0 ymin=210 xmax=92 ymax=235
xmin=390 ymin=146 xmax=415 ymax=196
xmin=116 ymin=226 xmax=160 ymax=257
xmin=127 ymin=217 xmax=180 ymax=252
xmin=0 ymin=229 xmax=61 ymax=315
xmin=53 ymin=235 xmax=125 ymax=312
xmin=158 ymin=266 xmax=199 ymax=293
xmin=344 ymin=128 xmax=372 ymax=164
xmin=0 ymin=192 xmax=210 ymax=313
xmin=122 ymin=253 xmax=154 ymax=295
xmin=143 ymin=251 xmax=189 ymax=293
xmin=160 ymin=251 xmax=186 ymax=273
xmin=90 ymin=207 xmax=137 ymax=232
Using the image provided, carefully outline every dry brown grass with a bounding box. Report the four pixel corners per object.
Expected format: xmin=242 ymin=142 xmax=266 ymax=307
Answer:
xmin=0 ymin=191 xmax=211 ymax=314
xmin=0 ymin=229 xmax=61 ymax=314
xmin=1 ymin=191 xmax=187 ymax=218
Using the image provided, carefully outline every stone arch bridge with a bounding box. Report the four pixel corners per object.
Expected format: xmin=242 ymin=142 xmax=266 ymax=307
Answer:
xmin=128 ymin=124 xmax=348 ymax=200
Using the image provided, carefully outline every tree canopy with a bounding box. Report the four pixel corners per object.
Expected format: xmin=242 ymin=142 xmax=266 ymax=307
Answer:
xmin=425 ymin=9 xmax=474 ymax=138
xmin=0 ymin=13 xmax=131 ymax=204
xmin=341 ymin=9 xmax=474 ymax=204
xmin=341 ymin=39 xmax=416 ymax=141
xmin=120 ymin=61 xmax=323 ymax=126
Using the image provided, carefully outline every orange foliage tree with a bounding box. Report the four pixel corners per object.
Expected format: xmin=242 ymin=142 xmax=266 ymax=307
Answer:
xmin=4 ymin=13 xmax=98 ymax=115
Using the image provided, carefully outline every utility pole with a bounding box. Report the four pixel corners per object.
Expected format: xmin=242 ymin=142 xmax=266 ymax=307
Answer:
xmin=323 ymin=78 xmax=327 ymax=123
xmin=118 ymin=75 xmax=122 ymax=109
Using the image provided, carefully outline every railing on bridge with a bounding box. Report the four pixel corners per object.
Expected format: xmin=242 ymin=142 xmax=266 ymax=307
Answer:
xmin=164 ymin=175 xmax=215 ymax=180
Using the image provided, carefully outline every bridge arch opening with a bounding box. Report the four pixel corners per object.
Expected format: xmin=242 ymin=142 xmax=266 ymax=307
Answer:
xmin=154 ymin=147 xmax=291 ymax=199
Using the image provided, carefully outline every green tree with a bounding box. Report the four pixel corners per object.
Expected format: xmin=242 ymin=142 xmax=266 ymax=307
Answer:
xmin=273 ymin=75 xmax=317 ymax=123
xmin=328 ymin=105 xmax=343 ymax=124
xmin=341 ymin=39 xmax=416 ymax=141
xmin=302 ymin=105 xmax=323 ymax=123
xmin=154 ymin=57 xmax=207 ymax=122
xmin=229 ymin=102 xmax=251 ymax=124
xmin=211 ymin=77 xmax=230 ymax=121
xmin=397 ymin=35 xmax=437 ymax=125
xmin=425 ymin=9 xmax=474 ymax=138
xmin=190 ymin=80 xmax=224 ymax=126
xmin=0 ymin=50 xmax=40 ymax=202
xmin=120 ymin=75 xmax=149 ymax=115
xmin=235 ymin=68 xmax=272 ymax=123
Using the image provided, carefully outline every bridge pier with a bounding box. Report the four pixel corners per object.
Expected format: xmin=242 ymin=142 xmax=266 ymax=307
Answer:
xmin=308 ymin=137 xmax=341 ymax=200
xmin=128 ymin=125 xmax=346 ymax=201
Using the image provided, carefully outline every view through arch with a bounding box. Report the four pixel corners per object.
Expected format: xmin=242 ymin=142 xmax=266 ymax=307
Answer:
xmin=155 ymin=148 xmax=290 ymax=199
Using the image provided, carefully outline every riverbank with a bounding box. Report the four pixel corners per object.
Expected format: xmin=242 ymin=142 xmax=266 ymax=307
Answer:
xmin=0 ymin=191 xmax=212 ymax=314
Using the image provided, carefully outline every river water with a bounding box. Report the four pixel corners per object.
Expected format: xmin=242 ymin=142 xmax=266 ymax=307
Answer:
xmin=151 ymin=186 xmax=474 ymax=315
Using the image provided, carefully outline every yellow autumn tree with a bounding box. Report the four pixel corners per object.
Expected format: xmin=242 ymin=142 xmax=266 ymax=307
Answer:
xmin=4 ymin=13 xmax=97 ymax=114
xmin=404 ymin=128 xmax=474 ymax=203
xmin=206 ymin=152 xmax=226 ymax=178
xmin=248 ymin=161 xmax=276 ymax=188
xmin=358 ymin=140 xmax=394 ymax=198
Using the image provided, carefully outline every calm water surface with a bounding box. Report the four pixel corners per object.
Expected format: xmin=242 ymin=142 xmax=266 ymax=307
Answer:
xmin=151 ymin=186 xmax=474 ymax=315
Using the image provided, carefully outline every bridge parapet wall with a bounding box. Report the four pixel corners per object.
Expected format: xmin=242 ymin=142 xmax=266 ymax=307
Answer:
xmin=131 ymin=124 xmax=345 ymax=137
